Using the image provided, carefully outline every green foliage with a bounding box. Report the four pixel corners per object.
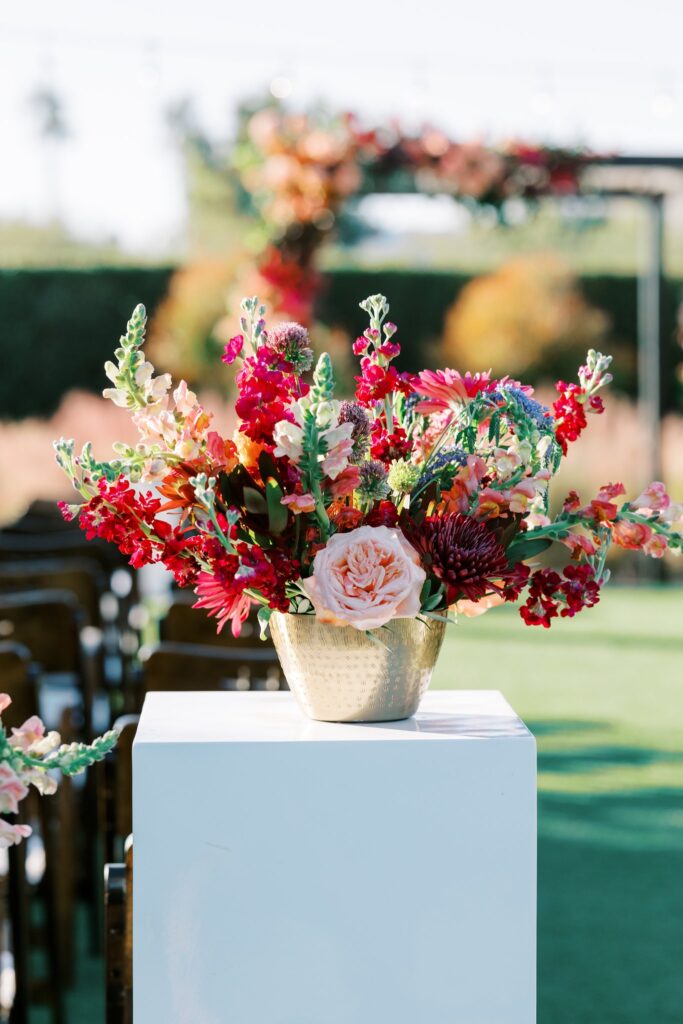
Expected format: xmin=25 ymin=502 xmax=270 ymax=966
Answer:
xmin=0 ymin=266 xmax=173 ymax=418
xmin=1 ymin=265 xmax=681 ymax=419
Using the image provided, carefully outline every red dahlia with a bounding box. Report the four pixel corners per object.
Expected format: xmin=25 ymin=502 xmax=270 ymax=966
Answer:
xmin=411 ymin=512 xmax=513 ymax=603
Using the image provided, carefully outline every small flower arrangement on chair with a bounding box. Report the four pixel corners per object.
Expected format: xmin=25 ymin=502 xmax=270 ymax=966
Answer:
xmin=55 ymin=294 xmax=682 ymax=722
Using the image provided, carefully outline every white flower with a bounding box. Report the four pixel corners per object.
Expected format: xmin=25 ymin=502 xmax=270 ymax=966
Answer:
xmin=273 ymin=418 xmax=305 ymax=462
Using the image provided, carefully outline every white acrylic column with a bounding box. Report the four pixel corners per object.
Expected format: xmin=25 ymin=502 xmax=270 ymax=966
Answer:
xmin=133 ymin=691 xmax=536 ymax=1024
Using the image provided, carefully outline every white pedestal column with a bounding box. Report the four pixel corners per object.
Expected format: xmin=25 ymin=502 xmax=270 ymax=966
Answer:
xmin=133 ymin=691 xmax=536 ymax=1024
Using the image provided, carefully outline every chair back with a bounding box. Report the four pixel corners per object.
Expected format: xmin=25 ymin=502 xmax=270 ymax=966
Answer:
xmin=102 ymin=715 xmax=139 ymax=863
xmin=141 ymin=641 xmax=286 ymax=693
xmin=0 ymin=641 xmax=39 ymax=723
xmin=0 ymin=557 xmax=106 ymax=626
xmin=160 ymin=594 xmax=273 ymax=648
xmin=0 ymin=590 xmax=84 ymax=674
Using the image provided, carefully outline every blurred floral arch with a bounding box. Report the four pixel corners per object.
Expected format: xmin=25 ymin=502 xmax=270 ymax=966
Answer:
xmin=149 ymin=100 xmax=595 ymax=387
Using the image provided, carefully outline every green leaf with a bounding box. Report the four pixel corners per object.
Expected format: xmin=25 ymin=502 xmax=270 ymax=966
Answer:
xmin=506 ymin=536 xmax=553 ymax=563
xmin=259 ymin=450 xmax=283 ymax=488
xmin=423 ymin=585 xmax=445 ymax=611
xmin=243 ymin=486 xmax=268 ymax=515
xmin=265 ymin=477 xmax=288 ymax=536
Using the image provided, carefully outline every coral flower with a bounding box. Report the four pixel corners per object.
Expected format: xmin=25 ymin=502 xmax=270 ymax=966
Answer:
xmin=611 ymin=520 xmax=653 ymax=551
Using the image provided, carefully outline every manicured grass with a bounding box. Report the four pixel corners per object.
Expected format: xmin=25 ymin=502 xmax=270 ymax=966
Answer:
xmin=432 ymin=585 xmax=683 ymax=1024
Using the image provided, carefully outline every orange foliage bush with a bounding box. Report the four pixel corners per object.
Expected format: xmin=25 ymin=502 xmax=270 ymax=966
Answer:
xmin=443 ymin=254 xmax=610 ymax=378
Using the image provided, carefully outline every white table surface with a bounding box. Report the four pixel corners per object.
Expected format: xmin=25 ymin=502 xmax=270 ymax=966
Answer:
xmin=134 ymin=690 xmax=536 ymax=1023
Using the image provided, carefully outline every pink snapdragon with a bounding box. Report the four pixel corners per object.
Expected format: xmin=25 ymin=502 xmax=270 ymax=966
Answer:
xmin=0 ymin=764 xmax=29 ymax=814
xmin=630 ymin=482 xmax=671 ymax=513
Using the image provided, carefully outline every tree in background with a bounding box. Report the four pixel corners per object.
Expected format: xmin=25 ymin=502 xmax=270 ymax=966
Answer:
xmin=442 ymin=254 xmax=614 ymax=382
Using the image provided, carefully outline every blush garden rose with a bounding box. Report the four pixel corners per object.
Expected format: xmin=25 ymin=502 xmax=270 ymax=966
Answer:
xmin=303 ymin=525 xmax=425 ymax=631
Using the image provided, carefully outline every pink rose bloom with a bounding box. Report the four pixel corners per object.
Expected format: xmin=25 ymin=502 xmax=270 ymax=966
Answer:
xmin=303 ymin=525 xmax=426 ymax=630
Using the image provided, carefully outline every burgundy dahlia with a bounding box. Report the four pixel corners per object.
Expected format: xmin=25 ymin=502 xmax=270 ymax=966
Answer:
xmin=412 ymin=512 xmax=513 ymax=603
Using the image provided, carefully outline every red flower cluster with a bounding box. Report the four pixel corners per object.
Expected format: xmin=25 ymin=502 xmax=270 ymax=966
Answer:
xmin=235 ymin=346 xmax=309 ymax=443
xmin=355 ymin=358 xmax=414 ymax=406
xmin=520 ymin=565 xmax=601 ymax=627
xmin=193 ymin=543 xmax=300 ymax=637
xmin=369 ymin=422 xmax=412 ymax=463
xmin=553 ymin=381 xmax=604 ymax=455
xmin=63 ymin=476 xmax=211 ymax=583
xmin=65 ymin=477 xmax=163 ymax=569
xmin=365 ymin=500 xmax=400 ymax=528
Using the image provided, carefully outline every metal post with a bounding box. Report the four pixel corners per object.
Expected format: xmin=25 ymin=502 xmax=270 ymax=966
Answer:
xmin=637 ymin=194 xmax=663 ymax=485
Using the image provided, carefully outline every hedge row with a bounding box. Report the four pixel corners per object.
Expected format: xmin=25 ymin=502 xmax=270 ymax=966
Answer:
xmin=1 ymin=265 xmax=680 ymax=419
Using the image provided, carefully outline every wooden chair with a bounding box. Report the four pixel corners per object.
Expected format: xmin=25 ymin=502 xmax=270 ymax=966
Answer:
xmin=0 ymin=591 xmax=104 ymax=956
xmin=0 ymin=642 xmax=69 ymax=1024
xmin=0 ymin=640 xmax=38 ymax=719
xmin=104 ymin=838 xmax=133 ymax=1024
xmin=2 ymin=499 xmax=82 ymax=535
xmin=159 ymin=593 xmax=274 ymax=648
xmin=0 ymin=590 xmax=91 ymax=734
xmin=139 ymin=641 xmax=286 ymax=696
xmin=0 ymin=557 xmax=107 ymax=628
xmin=101 ymin=716 xmax=139 ymax=865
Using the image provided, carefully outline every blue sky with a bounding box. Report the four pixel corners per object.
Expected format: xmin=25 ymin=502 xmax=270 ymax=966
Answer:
xmin=1 ymin=0 xmax=682 ymax=249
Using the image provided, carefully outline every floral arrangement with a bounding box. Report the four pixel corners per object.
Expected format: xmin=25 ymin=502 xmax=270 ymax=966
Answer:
xmin=55 ymin=293 xmax=681 ymax=640
xmin=0 ymin=695 xmax=117 ymax=847
xmin=228 ymin=103 xmax=594 ymax=330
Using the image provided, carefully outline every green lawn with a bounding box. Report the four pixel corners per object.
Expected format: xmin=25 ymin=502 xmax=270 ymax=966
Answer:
xmin=432 ymin=585 xmax=683 ymax=1024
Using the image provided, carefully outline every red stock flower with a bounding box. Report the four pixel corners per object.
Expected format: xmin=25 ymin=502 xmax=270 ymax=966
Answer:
xmin=520 ymin=564 xmax=601 ymax=627
xmin=369 ymin=422 xmax=412 ymax=463
xmin=235 ymin=346 xmax=308 ymax=443
xmin=73 ymin=477 xmax=164 ymax=569
xmin=222 ymin=334 xmax=244 ymax=365
xmin=354 ymin=360 xmax=415 ymax=406
xmin=364 ymin=500 xmax=400 ymax=528
xmin=553 ymin=383 xmax=604 ymax=454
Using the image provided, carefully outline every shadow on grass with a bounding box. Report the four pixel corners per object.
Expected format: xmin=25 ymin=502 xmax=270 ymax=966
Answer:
xmin=460 ymin=625 xmax=683 ymax=652
xmin=538 ymin=744 xmax=683 ymax=774
xmin=538 ymin=787 xmax=683 ymax=1024
xmin=530 ymin=718 xmax=683 ymax=1020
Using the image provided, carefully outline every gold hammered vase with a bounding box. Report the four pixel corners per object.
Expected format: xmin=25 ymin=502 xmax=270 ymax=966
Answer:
xmin=269 ymin=612 xmax=447 ymax=723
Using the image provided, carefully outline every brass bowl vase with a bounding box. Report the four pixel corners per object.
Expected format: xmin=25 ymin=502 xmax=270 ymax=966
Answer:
xmin=269 ymin=612 xmax=447 ymax=723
